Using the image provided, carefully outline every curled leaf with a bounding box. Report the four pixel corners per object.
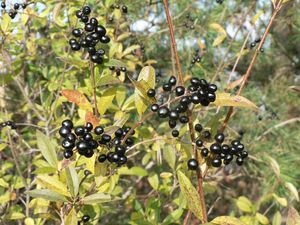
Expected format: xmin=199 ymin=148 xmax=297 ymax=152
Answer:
xmin=214 ymin=93 xmax=258 ymax=111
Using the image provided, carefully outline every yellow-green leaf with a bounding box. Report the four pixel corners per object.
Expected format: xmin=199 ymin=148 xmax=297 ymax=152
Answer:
xmin=256 ymin=213 xmax=269 ymax=225
xmin=98 ymin=87 xmax=116 ymax=115
xmin=36 ymin=130 xmax=58 ymax=168
xmin=212 ymin=216 xmax=246 ymax=225
xmin=148 ymin=174 xmax=159 ymax=190
xmin=82 ymin=193 xmax=111 ymax=205
xmin=137 ymin=66 xmax=156 ymax=88
xmin=65 ymin=208 xmax=78 ymax=225
xmin=272 ymin=194 xmax=287 ymax=207
xmin=272 ymin=211 xmax=281 ymax=225
xmin=285 ymin=182 xmax=299 ymax=201
xmin=26 ymin=189 xmax=67 ymax=202
xmin=236 ymin=196 xmax=253 ymax=213
xmin=267 ymin=156 xmax=280 ymax=177
xmin=177 ymin=170 xmax=203 ymax=221
xmin=37 ymin=175 xmax=70 ymax=197
xmin=24 ymin=217 xmax=35 ymax=225
xmin=65 ymin=165 xmax=79 ymax=197
xmin=214 ymin=93 xmax=258 ymax=110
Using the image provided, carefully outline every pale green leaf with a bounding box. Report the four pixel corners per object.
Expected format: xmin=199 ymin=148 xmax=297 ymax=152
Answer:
xmin=26 ymin=189 xmax=67 ymax=202
xmin=37 ymin=175 xmax=70 ymax=197
xmin=256 ymin=213 xmax=269 ymax=225
xmin=65 ymin=165 xmax=79 ymax=197
xmin=36 ymin=130 xmax=58 ymax=167
xmin=65 ymin=208 xmax=78 ymax=225
xmin=82 ymin=193 xmax=111 ymax=205
xmin=177 ymin=170 xmax=203 ymax=221
xmin=236 ymin=196 xmax=253 ymax=213
xmin=212 ymin=216 xmax=246 ymax=225
xmin=148 ymin=174 xmax=159 ymax=190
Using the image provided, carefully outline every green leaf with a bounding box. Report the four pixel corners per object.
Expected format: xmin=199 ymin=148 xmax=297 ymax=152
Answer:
xmin=285 ymin=182 xmax=299 ymax=201
xmin=272 ymin=194 xmax=287 ymax=207
xmin=214 ymin=93 xmax=258 ymax=111
xmin=256 ymin=213 xmax=269 ymax=225
xmin=96 ymin=74 xmax=120 ymax=87
xmin=211 ymin=216 xmax=246 ymax=225
xmin=118 ymin=166 xmax=148 ymax=176
xmin=98 ymin=87 xmax=116 ymax=115
xmin=272 ymin=211 xmax=281 ymax=225
xmin=105 ymin=58 xmax=127 ymax=67
xmin=163 ymin=145 xmax=176 ymax=169
xmin=177 ymin=170 xmax=203 ymax=221
xmin=122 ymin=45 xmax=140 ymax=57
xmin=135 ymin=93 xmax=148 ymax=116
xmin=148 ymin=174 xmax=159 ymax=190
xmin=26 ymin=189 xmax=68 ymax=202
xmin=236 ymin=196 xmax=253 ymax=213
xmin=82 ymin=193 xmax=111 ymax=205
xmin=137 ymin=66 xmax=155 ymax=88
xmin=65 ymin=208 xmax=78 ymax=225
xmin=36 ymin=130 xmax=58 ymax=168
xmin=162 ymin=208 xmax=184 ymax=225
xmin=58 ymin=56 xmax=88 ymax=69
xmin=37 ymin=175 xmax=70 ymax=197
xmin=1 ymin=14 xmax=11 ymax=33
xmin=65 ymin=165 xmax=79 ymax=197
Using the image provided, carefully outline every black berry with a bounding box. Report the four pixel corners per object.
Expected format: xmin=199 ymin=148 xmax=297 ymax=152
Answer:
xmin=187 ymin=159 xmax=198 ymax=170
xmin=175 ymin=86 xmax=185 ymax=96
xmin=82 ymin=214 xmax=90 ymax=222
xmin=98 ymin=154 xmax=107 ymax=162
xmin=147 ymin=89 xmax=156 ymax=97
xmin=172 ymin=129 xmax=179 ymax=137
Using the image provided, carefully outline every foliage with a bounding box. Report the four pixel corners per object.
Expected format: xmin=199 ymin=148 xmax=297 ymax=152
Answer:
xmin=0 ymin=0 xmax=299 ymax=224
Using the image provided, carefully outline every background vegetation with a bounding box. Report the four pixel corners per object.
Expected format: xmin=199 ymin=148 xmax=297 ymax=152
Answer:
xmin=0 ymin=0 xmax=299 ymax=224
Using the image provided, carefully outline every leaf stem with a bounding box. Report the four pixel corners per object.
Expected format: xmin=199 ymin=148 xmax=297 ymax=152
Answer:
xmin=90 ymin=61 xmax=100 ymax=117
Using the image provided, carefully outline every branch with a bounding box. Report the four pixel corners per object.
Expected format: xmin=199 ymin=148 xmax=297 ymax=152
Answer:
xmin=89 ymin=61 xmax=100 ymax=117
xmin=162 ymin=0 xmax=184 ymax=85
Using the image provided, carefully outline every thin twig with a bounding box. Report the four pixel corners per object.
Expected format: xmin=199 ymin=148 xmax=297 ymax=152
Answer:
xmin=90 ymin=61 xmax=100 ymax=117
xmin=162 ymin=0 xmax=184 ymax=85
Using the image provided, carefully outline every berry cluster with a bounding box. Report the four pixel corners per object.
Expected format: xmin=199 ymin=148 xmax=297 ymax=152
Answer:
xmin=216 ymin=0 xmax=224 ymax=4
xmin=110 ymin=3 xmax=128 ymax=13
xmin=59 ymin=120 xmax=135 ymax=167
xmin=69 ymin=5 xmax=110 ymax=64
xmin=190 ymin=49 xmax=202 ymax=68
xmin=182 ymin=14 xmax=195 ymax=30
xmin=249 ymin=37 xmax=264 ymax=52
xmin=1 ymin=1 xmax=28 ymax=19
xmin=0 ymin=121 xmax=17 ymax=130
xmin=187 ymin=129 xmax=249 ymax=170
xmin=148 ymin=76 xmax=217 ymax=136
xmin=109 ymin=66 xmax=127 ymax=76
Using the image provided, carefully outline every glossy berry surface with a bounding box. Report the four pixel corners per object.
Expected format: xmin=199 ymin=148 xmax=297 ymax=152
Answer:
xmin=175 ymin=86 xmax=185 ymax=96
xmin=82 ymin=214 xmax=90 ymax=222
xmin=147 ymin=89 xmax=156 ymax=97
xmin=211 ymin=157 xmax=222 ymax=167
xmin=158 ymin=107 xmax=169 ymax=118
xmin=172 ymin=129 xmax=179 ymax=137
xmin=187 ymin=159 xmax=198 ymax=170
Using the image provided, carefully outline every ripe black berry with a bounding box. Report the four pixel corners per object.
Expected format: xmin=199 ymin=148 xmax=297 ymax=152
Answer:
xmin=1 ymin=2 xmax=6 ymax=8
xmin=21 ymin=3 xmax=27 ymax=9
xmin=90 ymin=17 xmax=98 ymax=26
xmin=214 ymin=133 xmax=224 ymax=143
xmin=221 ymin=144 xmax=230 ymax=154
xmin=98 ymin=154 xmax=107 ymax=162
xmin=88 ymin=140 xmax=98 ymax=149
xmin=202 ymin=130 xmax=211 ymax=138
xmin=195 ymin=123 xmax=202 ymax=132
xmin=71 ymin=43 xmax=81 ymax=51
xmin=125 ymin=137 xmax=134 ymax=146
xmin=180 ymin=96 xmax=191 ymax=106
xmin=240 ymin=150 xmax=248 ymax=158
xmin=81 ymin=15 xmax=89 ymax=23
xmin=76 ymin=141 xmax=88 ymax=155
xmin=236 ymin=157 xmax=243 ymax=166
xmin=187 ymin=159 xmax=198 ymax=170
xmin=208 ymin=84 xmax=217 ymax=93
xmin=118 ymin=155 xmax=127 ymax=165
xmin=75 ymin=126 xmax=85 ymax=136
xmin=195 ymin=139 xmax=203 ymax=147
xmin=250 ymin=42 xmax=256 ymax=48
xmin=207 ymin=92 xmax=216 ymax=102
xmin=62 ymin=139 xmax=75 ymax=149
xmin=69 ymin=39 xmax=77 ymax=45
xmin=8 ymin=11 xmax=17 ymax=19
xmin=230 ymin=146 xmax=238 ymax=155
xmin=85 ymin=149 xmax=94 ymax=158
xmin=111 ymin=153 xmax=119 ymax=162
xmin=210 ymin=143 xmax=221 ymax=154
xmin=91 ymin=54 xmax=103 ymax=64
xmin=201 ymin=148 xmax=209 ymax=157
xmin=100 ymin=35 xmax=110 ymax=43
xmin=169 ymin=76 xmax=177 ymax=86
xmin=169 ymin=110 xmax=179 ymax=121
xmin=175 ymin=86 xmax=185 ymax=96
xmin=179 ymin=116 xmax=189 ymax=124
xmin=82 ymin=6 xmax=91 ymax=15
xmin=172 ymin=129 xmax=179 ymax=137
xmin=162 ymin=83 xmax=172 ymax=92
xmin=158 ymin=106 xmax=170 ymax=118
xmin=85 ymin=23 xmax=95 ymax=32
xmin=95 ymin=25 xmax=106 ymax=36
xmin=211 ymin=157 xmax=222 ymax=167
xmin=14 ymin=3 xmax=20 ymax=10
xmin=200 ymin=99 xmax=210 ymax=107
xmin=72 ymin=28 xmax=83 ymax=37
xmin=101 ymin=134 xmax=112 ymax=143
xmin=191 ymin=93 xmax=200 ymax=104
xmin=82 ymin=214 xmax=90 ymax=222
xmin=85 ymin=122 xmax=93 ymax=131
xmin=115 ymin=128 xmax=124 ymax=138
xmin=62 ymin=119 xmax=73 ymax=129
xmin=231 ymin=140 xmax=240 ymax=147
xmin=59 ymin=127 xmax=71 ymax=138
xmin=190 ymin=77 xmax=200 ymax=87
xmin=94 ymin=126 xmax=104 ymax=135
xmin=236 ymin=143 xmax=244 ymax=151
xmin=223 ymin=154 xmax=233 ymax=165
xmin=75 ymin=10 xmax=82 ymax=18
xmin=121 ymin=5 xmax=128 ymax=13
xmin=169 ymin=120 xmax=177 ymax=129
xmin=107 ymin=152 xmax=114 ymax=162
xmin=64 ymin=149 xmax=73 ymax=159
xmin=147 ymin=89 xmax=156 ymax=97
xmin=83 ymin=133 xmax=93 ymax=141
xmin=115 ymin=145 xmax=126 ymax=156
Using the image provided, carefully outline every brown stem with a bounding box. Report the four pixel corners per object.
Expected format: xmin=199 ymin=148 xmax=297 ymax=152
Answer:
xmin=90 ymin=61 xmax=100 ymax=117
xmin=162 ymin=0 xmax=184 ymax=85
xmin=221 ymin=2 xmax=283 ymax=131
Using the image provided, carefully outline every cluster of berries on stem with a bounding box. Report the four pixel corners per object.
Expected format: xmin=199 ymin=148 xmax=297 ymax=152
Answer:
xmin=148 ymin=76 xmax=217 ymax=136
xmin=69 ymin=5 xmax=111 ymax=64
xmin=188 ymin=128 xmax=249 ymax=170
xmin=1 ymin=1 xmax=29 ymax=19
xmin=59 ymin=119 xmax=135 ymax=167
xmin=109 ymin=66 xmax=127 ymax=76
xmin=0 ymin=121 xmax=17 ymax=130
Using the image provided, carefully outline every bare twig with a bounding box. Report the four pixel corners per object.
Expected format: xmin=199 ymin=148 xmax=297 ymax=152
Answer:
xmin=162 ymin=0 xmax=184 ymax=85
